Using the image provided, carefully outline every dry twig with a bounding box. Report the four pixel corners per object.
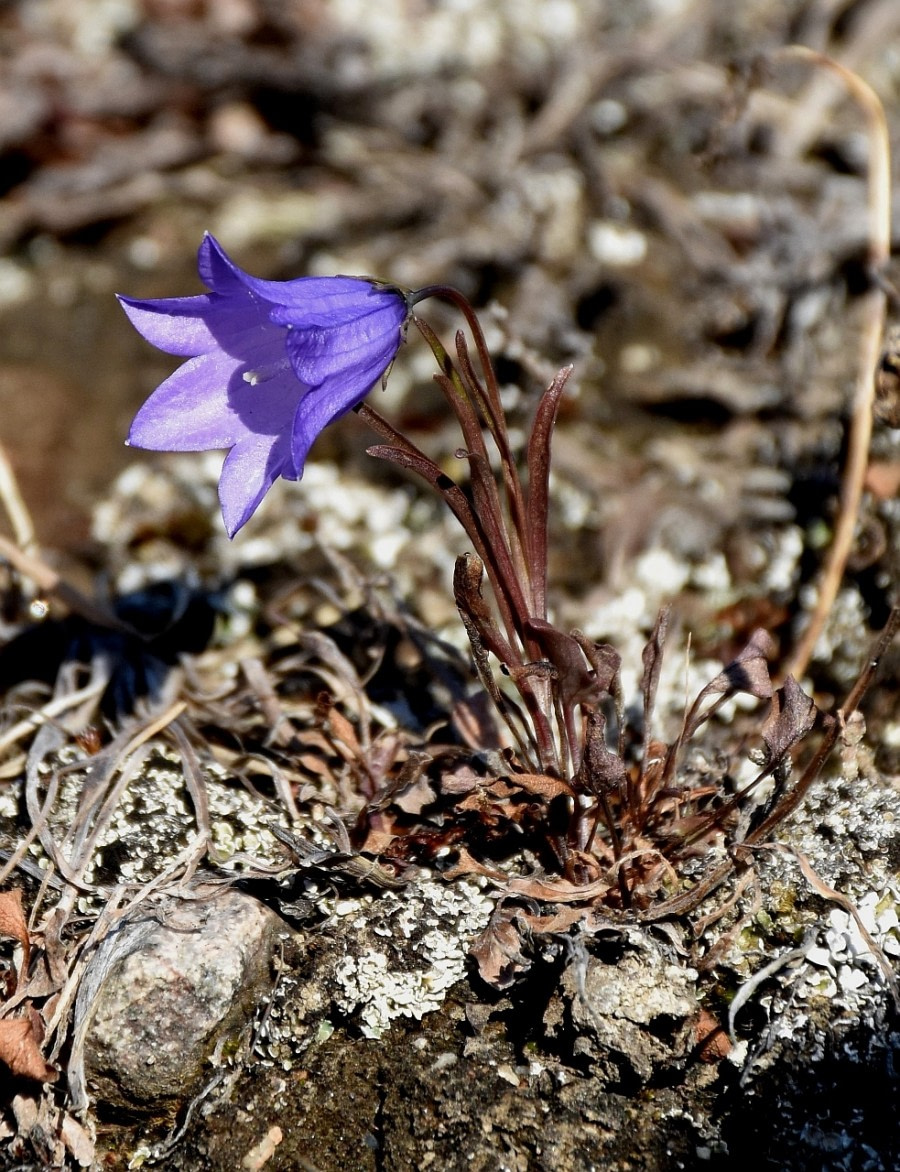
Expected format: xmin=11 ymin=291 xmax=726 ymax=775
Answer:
xmin=777 ymin=48 xmax=892 ymax=680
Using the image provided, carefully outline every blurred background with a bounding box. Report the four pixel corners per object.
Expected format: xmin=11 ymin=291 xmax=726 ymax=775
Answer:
xmin=0 ymin=0 xmax=898 ymax=623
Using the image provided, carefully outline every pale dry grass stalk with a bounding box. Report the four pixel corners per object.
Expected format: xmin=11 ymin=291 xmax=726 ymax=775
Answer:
xmin=777 ymin=48 xmax=892 ymax=681
xmin=0 ymin=437 xmax=36 ymax=553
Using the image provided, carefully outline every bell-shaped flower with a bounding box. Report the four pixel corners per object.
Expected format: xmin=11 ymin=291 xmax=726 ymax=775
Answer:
xmin=120 ymin=234 xmax=408 ymax=536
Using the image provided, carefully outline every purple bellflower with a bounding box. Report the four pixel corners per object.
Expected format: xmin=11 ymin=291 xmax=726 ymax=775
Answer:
xmin=120 ymin=234 xmax=408 ymax=536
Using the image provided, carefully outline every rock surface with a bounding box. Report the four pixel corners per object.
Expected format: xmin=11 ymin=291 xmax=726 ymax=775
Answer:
xmin=82 ymin=890 xmax=280 ymax=1109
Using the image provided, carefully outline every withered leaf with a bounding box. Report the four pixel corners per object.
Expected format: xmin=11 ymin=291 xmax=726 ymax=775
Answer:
xmin=451 ymin=692 xmax=502 ymax=753
xmin=297 ymin=753 xmax=333 ymax=778
xmin=875 ymin=325 xmax=900 ymax=428
xmin=323 ymin=702 xmax=361 ymax=756
xmin=524 ymin=619 xmax=597 ymax=707
xmin=702 ymin=629 xmax=775 ymax=700
xmin=579 ymin=710 xmax=627 ymax=794
xmin=693 ymin=1008 xmax=732 ymax=1062
xmin=453 ymin=553 xmax=519 ymax=718
xmin=640 ymin=607 xmax=670 ymax=759
xmin=455 ymin=554 xmax=505 ymax=651
xmin=762 ymin=675 xmax=817 ymax=763
xmin=506 ymin=874 xmax=612 ymax=902
xmin=392 ymin=774 xmax=437 ymax=815
xmin=0 ymin=1017 xmax=58 ymax=1083
xmin=439 ymin=761 xmax=483 ymax=795
xmin=441 ymin=848 xmax=508 ymax=883
xmin=682 ymin=628 xmax=775 ymax=740
xmin=354 ymin=810 xmax=400 ymax=855
xmin=61 ymin=1113 xmax=95 ymax=1168
xmin=865 ymin=459 xmax=900 ymax=499
xmin=572 ymin=633 xmax=621 ymax=696
xmin=526 ymin=366 xmax=573 ymax=617
xmin=0 ymin=889 xmax=29 ymax=954
xmin=525 ymin=906 xmax=592 ymax=934
xmin=0 ymin=889 xmax=30 ymax=988
xmin=470 ymin=906 xmax=532 ymax=989
xmin=506 ymin=772 xmax=575 ymax=800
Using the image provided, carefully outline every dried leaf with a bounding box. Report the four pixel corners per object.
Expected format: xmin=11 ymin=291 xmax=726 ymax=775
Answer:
xmin=457 ymin=780 xmax=518 ymax=815
xmin=700 ymin=629 xmax=775 ymax=700
xmin=524 ymin=619 xmax=597 ymax=707
xmin=640 ymin=607 xmax=670 ymax=765
xmin=875 ymin=325 xmax=900 ymax=428
xmin=454 ymin=553 xmax=514 ymax=664
xmin=452 ymin=554 xmax=534 ymax=756
xmin=297 ymin=753 xmax=333 ymax=778
xmin=865 ymin=459 xmax=900 ymax=499
xmin=524 ymin=906 xmax=592 ymax=934
xmin=351 ymin=810 xmax=399 ymax=855
xmin=439 ymin=761 xmax=484 ymax=795
xmin=571 ymin=633 xmax=621 ymax=696
xmin=451 ymin=693 xmax=503 ymax=752
xmin=693 ymin=1009 xmax=732 ymax=1062
xmin=0 ymin=889 xmax=30 ymax=985
xmin=762 ymin=675 xmax=817 ymax=764
xmin=682 ymin=628 xmax=775 ymax=740
xmin=459 ymin=449 xmax=517 ymax=595
xmin=392 ymin=774 xmax=437 ymax=815
xmin=504 ymin=660 xmax=555 ymax=687
xmin=506 ymin=874 xmax=612 ymax=903
xmin=579 ymin=711 xmax=627 ymax=795
xmin=526 ymin=366 xmax=573 ymax=616
xmin=324 ymin=703 xmax=362 ymax=756
xmin=470 ymin=906 xmax=532 ymax=989
xmin=0 ymin=1016 xmax=58 ymax=1083
xmin=764 ymin=843 xmax=900 ymax=1005
xmin=506 ymin=772 xmax=575 ymax=800
xmin=367 ymin=751 xmax=431 ymax=812
xmin=61 ymin=1113 xmax=95 ymax=1168
xmin=440 ymin=847 xmax=508 ymax=882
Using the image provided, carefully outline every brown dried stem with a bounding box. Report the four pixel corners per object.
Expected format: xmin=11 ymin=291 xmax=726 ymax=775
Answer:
xmin=777 ymin=48 xmax=891 ymax=681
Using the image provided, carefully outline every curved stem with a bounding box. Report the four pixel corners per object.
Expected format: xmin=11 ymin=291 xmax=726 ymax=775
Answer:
xmin=775 ymin=48 xmax=891 ymax=681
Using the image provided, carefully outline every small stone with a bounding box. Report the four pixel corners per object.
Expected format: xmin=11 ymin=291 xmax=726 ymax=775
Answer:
xmin=84 ymin=891 xmax=280 ymax=1109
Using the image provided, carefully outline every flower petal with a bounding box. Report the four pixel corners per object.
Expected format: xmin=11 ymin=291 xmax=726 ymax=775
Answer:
xmin=289 ymin=351 xmax=393 ymax=474
xmin=128 ymin=346 xmax=305 ymax=451
xmin=128 ymin=352 xmax=245 ymax=450
xmin=218 ymin=430 xmax=294 ymax=537
xmin=118 ymin=293 xmax=248 ymax=357
xmin=200 ymin=233 xmax=408 ymax=329
xmin=196 ymin=233 xmax=251 ymax=297
xmin=281 ymin=302 xmax=404 ymax=385
xmin=254 ymin=277 xmax=405 ymax=327
xmin=122 ymin=232 xmax=407 ymax=538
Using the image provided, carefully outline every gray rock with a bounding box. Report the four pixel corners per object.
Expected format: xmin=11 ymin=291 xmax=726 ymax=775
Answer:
xmin=81 ymin=890 xmax=279 ymax=1109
